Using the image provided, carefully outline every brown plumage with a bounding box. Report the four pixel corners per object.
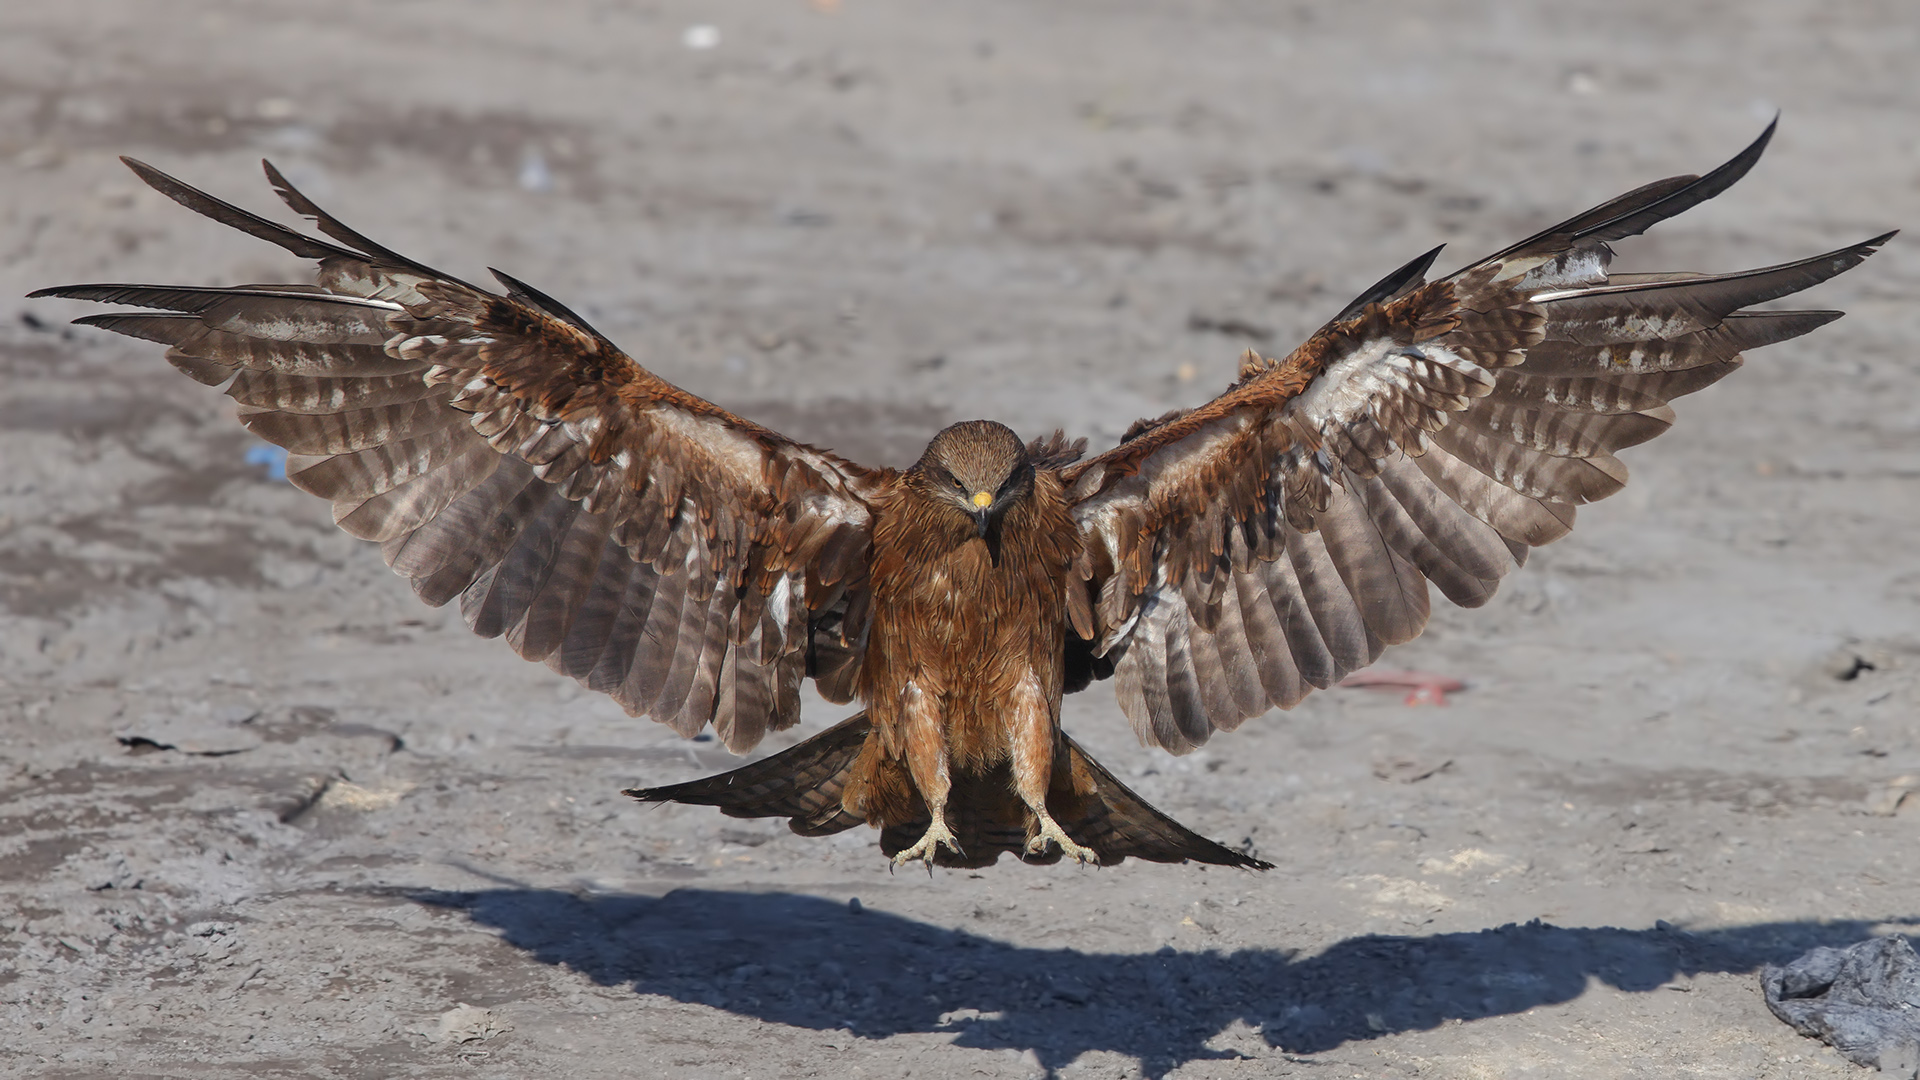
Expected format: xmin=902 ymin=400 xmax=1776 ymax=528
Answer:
xmin=33 ymin=120 xmax=1892 ymax=870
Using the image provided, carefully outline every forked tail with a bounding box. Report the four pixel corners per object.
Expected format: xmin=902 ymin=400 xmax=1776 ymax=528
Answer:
xmin=625 ymin=714 xmax=1271 ymax=870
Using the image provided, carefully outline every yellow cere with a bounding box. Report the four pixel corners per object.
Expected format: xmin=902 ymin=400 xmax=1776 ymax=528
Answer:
xmin=972 ymin=490 xmax=993 ymax=508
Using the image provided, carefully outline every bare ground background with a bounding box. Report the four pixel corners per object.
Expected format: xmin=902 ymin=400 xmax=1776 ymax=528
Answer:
xmin=2 ymin=1 xmax=1919 ymax=1077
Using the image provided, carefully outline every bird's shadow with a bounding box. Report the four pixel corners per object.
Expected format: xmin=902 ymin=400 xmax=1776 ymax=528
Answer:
xmin=409 ymin=885 xmax=1911 ymax=1076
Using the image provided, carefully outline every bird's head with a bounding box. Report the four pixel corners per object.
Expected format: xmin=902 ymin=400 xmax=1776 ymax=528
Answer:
xmin=908 ymin=420 xmax=1033 ymax=562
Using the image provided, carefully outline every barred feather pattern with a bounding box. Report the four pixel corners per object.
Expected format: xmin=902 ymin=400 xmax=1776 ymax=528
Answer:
xmin=35 ymin=158 xmax=886 ymax=752
xmin=1067 ymin=121 xmax=1892 ymax=752
xmin=31 ymin=129 xmax=1892 ymax=779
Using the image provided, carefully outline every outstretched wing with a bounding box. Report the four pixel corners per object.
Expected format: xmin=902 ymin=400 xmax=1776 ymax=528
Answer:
xmin=1065 ymin=122 xmax=1893 ymax=753
xmin=34 ymin=159 xmax=884 ymax=752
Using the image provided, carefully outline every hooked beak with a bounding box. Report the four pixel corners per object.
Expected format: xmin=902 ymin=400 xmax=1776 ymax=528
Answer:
xmin=971 ymin=490 xmax=993 ymax=538
xmin=971 ymin=493 xmax=1002 ymax=565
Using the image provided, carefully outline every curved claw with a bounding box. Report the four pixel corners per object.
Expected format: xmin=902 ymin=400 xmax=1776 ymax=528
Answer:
xmin=891 ymin=819 xmax=964 ymax=868
xmin=1027 ymin=816 xmax=1100 ymax=865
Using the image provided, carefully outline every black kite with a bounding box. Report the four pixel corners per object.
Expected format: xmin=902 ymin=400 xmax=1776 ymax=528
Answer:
xmin=34 ymin=121 xmax=1892 ymax=870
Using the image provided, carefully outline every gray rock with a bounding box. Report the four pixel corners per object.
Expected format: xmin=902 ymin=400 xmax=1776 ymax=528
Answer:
xmin=1764 ymin=936 xmax=1920 ymax=1077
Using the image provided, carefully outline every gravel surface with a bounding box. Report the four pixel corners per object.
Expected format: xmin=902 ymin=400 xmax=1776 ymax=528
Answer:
xmin=2 ymin=2 xmax=1918 ymax=1077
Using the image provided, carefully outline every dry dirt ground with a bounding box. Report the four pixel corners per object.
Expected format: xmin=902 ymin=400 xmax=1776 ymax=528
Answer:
xmin=3 ymin=2 xmax=1919 ymax=1077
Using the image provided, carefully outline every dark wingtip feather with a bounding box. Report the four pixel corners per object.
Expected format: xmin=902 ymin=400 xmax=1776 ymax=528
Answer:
xmin=69 ymin=311 xmax=200 ymax=344
xmin=27 ymin=283 xmax=216 ymax=309
xmin=1537 ymin=232 xmax=1896 ymax=313
xmin=260 ymin=158 xmax=387 ymax=261
xmin=24 ymin=283 xmax=396 ymax=315
xmin=1714 ymin=309 xmax=1845 ymax=352
xmin=28 ymin=284 xmax=122 ymax=303
xmin=260 ymin=158 xmax=481 ymax=290
xmin=488 ymin=267 xmax=610 ymax=338
xmin=1332 ymin=243 xmax=1447 ymax=323
xmin=113 ymin=156 xmax=356 ymax=263
xmin=1473 ymin=120 xmax=1784 ymax=273
xmin=1568 ymin=116 xmax=1778 ymax=246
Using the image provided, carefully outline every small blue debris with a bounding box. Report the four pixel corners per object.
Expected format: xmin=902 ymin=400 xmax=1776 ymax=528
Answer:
xmin=245 ymin=443 xmax=289 ymax=482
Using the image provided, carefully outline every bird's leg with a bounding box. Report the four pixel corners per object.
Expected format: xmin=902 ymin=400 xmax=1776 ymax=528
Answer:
xmin=891 ymin=683 xmax=963 ymax=867
xmin=1009 ymin=679 xmax=1098 ymax=865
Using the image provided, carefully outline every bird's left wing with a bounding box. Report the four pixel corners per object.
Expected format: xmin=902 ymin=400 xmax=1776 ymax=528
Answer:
xmin=1064 ymin=124 xmax=1892 ymax=753
xmin=34 ymin=159 xmax=885 ymax=752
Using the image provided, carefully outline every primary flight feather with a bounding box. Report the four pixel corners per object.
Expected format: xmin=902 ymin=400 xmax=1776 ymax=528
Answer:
xmin=34 ymin=121 xmax=1891 ymax=870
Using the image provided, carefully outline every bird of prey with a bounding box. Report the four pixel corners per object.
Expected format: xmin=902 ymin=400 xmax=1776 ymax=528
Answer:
xmin=34 ymin=122 xmax=1890 ymax=870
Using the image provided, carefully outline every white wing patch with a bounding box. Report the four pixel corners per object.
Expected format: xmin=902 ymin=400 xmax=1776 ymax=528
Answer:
xmin=1288 ymin=340 xmax=1490 ymax=450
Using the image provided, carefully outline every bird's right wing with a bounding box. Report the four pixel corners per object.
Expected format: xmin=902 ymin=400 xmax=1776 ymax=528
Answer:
xmin=1065 ymin=122 xmax=1893 ymax=753
xmin=34 ymin=159 xmax=885 ymax=751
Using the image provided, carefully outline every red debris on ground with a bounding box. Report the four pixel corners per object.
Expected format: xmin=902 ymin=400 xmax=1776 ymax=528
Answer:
xmin=1337 ymin=670 xmax=1467 ymax=706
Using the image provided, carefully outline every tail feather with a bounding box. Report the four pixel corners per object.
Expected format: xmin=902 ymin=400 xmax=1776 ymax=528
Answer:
xmin=1052 ymin=734 xmax=1272 ymax=869
xmin=624 ymin=713 xmax=870 ymax=836
xmin=626 ymin=715 xmax=1271 ymax=870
